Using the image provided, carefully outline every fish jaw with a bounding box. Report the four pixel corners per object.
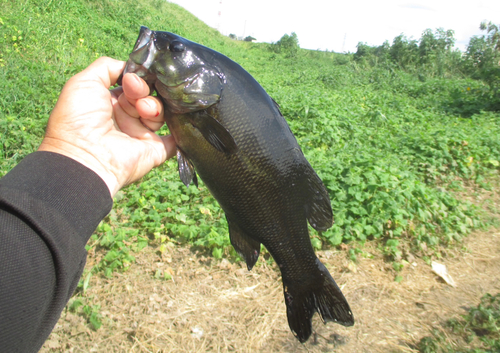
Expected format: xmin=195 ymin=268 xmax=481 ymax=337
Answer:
xmin=121 ymin=26 xmax=158 ymax=89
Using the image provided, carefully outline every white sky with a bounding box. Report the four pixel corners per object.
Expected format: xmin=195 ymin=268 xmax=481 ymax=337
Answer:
xmin=167 ymin=0 xmax=500 ymax=52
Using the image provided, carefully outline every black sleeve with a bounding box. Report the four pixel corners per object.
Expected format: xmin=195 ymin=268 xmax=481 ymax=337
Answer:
xmin=0 ymin=151 xmax=113 ymax=353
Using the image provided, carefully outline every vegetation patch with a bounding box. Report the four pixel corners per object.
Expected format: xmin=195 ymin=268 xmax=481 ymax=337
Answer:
xmin=1 ymin=0 xmax=499 ymax=281
xmin=418 ymin=293 xmax=500 ymax=353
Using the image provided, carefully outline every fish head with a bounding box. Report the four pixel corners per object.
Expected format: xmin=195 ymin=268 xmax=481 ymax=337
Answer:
xmin=123 ymin=26 xmax=225 ymax=114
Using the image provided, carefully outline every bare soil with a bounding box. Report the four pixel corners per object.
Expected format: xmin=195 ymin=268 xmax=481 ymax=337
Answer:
xmin=41 ymin=181 xmax=500 ymax=353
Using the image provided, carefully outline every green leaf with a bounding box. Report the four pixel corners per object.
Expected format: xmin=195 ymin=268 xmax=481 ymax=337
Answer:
xmin=83 ymin=270 xmax=92 ymax=293
xmin=311 ymin=237 xmax=322 ymax=250
xmin=69 ymin=298 xmax=83 ymax=312
xmin=212 ymin=247 xmax=223 ymax=259
xmin=89 ymin=311 xmax=102 ymax=330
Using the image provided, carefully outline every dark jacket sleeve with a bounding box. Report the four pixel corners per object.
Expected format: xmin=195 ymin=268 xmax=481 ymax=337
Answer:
xmin=0 ymin=151 xmax=113 ymax=353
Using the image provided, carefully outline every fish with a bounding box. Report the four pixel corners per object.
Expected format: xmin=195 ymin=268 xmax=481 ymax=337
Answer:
xmin=121 ymin=26 xmax=354 ymax=342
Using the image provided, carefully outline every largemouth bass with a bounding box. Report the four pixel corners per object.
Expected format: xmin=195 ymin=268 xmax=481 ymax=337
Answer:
xmin=122 ymin=26 xmax=354 ymax=342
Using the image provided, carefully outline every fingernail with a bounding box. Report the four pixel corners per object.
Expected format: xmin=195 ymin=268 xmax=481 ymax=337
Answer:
xmin=132 ymin=73 xmax=142 ymax=85
xmin=155 ymin=111 xmax=160 ymax=117
xmin=145 ymin=99 xmax=154 ymax=107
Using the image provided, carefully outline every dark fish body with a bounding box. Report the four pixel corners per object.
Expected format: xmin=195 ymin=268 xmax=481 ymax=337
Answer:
xmin=122 ymin=26 xmax=354 ymax=342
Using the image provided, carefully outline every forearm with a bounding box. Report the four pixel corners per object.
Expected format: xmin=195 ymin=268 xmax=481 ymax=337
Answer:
xmin=0 ymin=152 xmax=113 ymax=352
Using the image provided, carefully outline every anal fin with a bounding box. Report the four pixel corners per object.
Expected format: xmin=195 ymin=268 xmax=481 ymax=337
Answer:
xmin=227 ymin=217 xmax=260 ymax=270
xmin=177 ymin=149 xmax=198 ymax=188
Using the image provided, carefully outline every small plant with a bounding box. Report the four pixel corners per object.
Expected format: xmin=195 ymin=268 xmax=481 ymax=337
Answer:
xmin=68 ymin=298 xmax=103 ymax=331
xmin=417 ymin=293 xmax=500 ymax=352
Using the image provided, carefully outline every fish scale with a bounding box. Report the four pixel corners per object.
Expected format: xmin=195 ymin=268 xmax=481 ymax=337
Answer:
xmin=122 ymin=26 xmax=354 ymax=342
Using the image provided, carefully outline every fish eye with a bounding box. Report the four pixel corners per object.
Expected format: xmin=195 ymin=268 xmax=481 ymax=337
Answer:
xmin=169 ymin=41 xmax=185 ymax=53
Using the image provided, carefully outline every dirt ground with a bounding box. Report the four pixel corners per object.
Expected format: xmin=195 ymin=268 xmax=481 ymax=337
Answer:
xmin=41 ymin=181 xmax=500 ymax=353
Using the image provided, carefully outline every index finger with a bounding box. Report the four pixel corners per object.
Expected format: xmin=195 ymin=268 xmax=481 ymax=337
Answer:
xmin=122 ymin=73 xmax=151 ymax=100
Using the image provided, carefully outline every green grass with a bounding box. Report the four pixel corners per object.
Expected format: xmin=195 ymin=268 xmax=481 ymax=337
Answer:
xmin=417 ymin=293 xmax=500 ymax=353
xmin=1 ymin=0 xmax=500 ymax=282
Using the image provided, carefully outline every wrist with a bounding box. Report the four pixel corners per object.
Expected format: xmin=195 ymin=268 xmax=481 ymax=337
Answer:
xmin=38 ymin=138 xmax=120 ymax=197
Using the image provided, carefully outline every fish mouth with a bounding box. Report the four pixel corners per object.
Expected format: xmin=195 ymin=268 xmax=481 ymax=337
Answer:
xmin=122 ymin=26 xmax=157 ymax=81
xmin=134 ymin=26 xmax=153 ymax=52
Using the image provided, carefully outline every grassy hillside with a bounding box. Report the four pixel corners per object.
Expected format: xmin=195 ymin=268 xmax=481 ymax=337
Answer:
xmin=1 ymin=0 xmax=499 ymax=279
xmin=0 ymin=0 xmax=245 ymax=173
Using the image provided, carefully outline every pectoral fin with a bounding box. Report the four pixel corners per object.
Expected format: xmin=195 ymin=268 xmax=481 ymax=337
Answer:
xmin=305 ymin=170 xmax=333 ymax=231
xmin=189 ymin=111 xmax=238 ymax=154
xmin=227 ymin=217 xmax=260 ymax=270
xmin=177 ymin=149 xmax=198 ymax=188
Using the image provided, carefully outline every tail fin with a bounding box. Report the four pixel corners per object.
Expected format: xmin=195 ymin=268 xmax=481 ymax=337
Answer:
xmin=284 ymin=259 xmax=354 ymax=343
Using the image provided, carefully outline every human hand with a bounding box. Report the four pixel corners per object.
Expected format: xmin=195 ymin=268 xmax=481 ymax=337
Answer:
xmin=38 ymin=57 xmax=176 ymax=197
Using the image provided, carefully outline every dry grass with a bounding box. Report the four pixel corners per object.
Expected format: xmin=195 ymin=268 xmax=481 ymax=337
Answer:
xmin=42 ymin=179 xmax=500 ymax=352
